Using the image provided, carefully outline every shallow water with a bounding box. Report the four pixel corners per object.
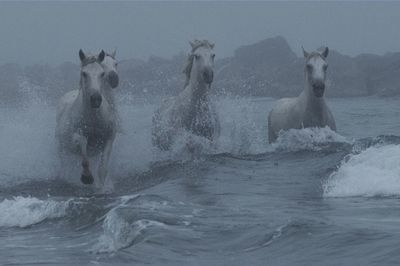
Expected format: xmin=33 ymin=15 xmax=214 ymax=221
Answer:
xmin=1 ymin=95 xmax=400 ymax=265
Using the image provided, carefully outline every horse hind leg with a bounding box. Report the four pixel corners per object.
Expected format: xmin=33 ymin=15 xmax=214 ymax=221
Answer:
xmin=81 ymin=159 xmax=94 ymax=185
xmin=98 ymin=136 xmax=115 ymax=192
xmin=74 ymin=132 xmax=94 ymax=185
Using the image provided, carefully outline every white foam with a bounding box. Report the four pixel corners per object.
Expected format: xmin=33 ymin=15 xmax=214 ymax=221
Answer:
xmin=324 ymin=144 xmax=400 ymax=197
xmin=271 ymin=126 xmax=350 ymax=152
xmin=0 ymin=196 xmax=69 ymax=227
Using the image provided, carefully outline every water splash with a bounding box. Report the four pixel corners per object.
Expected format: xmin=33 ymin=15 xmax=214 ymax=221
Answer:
xmin=271 ymin=127 xmax=350 ymax=152
xmin=324 ymin=144 xmax=400 ymax=197
xmin=0 ymin=196 xmax=70 ymax=228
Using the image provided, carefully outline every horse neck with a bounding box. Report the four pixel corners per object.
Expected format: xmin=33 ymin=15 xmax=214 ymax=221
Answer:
xmin=184 ymin=85 xmax=209 ymax=118
xmin=298 ymin=83 xmax=326 ymax=123
xmin=187 ymin=66 xmax=210 ymax=105
xmin=102 ymin=84 xmax=116 ymax=108
xmin=300 ymin=75 xmax=326 ymax=109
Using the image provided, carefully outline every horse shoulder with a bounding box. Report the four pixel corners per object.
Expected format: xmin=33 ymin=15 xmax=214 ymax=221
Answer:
xmin=270 ymin=97 xmax=304 ymax=132
xmin=271 ymin=97 xmax=302 ymax=121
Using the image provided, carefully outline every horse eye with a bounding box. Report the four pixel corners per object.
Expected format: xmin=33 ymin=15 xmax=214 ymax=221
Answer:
xmin=82 ymin=72 xmax=87 ymax=78
xmin=100 ymin=72 xmax=105 ymax=78
xmin=194 ymin=55 xmax=200 ymax=60
xmin=306 ymin=64 xmax=312 ymax=71
xmin=211 ymin=54 xmax=215 ymax=59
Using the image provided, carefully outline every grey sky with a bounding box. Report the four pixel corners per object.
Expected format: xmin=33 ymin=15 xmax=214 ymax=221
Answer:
xmin=0 ymin=1 xmax=399 ymax=65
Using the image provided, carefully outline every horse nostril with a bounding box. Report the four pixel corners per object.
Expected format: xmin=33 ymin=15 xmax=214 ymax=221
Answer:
xmin=108 ymin=71 xmax=119 ymax=88
xmin=90 ymin=93 xmax=102 ymax=108
xmin=203 ymin=69 xmax=214 ymax=84
xmin=313 ymin=82 xmax=325 ymax=97
xmin=314 ymin=84 xmax=325 ymax=89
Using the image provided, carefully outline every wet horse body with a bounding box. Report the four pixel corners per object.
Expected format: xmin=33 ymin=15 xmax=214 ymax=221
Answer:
xmin=56 ymin=50 xmax=119 ymax=188
xmin=152 ymin=40 xmax=219 ymax=150
xmin=268 ymin=47 xmax=336 ymax=143
xmin=57 ymin=93 xmax=115 ymax=155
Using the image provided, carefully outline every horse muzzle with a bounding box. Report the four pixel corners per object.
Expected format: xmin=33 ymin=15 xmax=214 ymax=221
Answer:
xmin=312 ymin=83 xmax=325 ymax=97
xmin=108 ymin=71 xmax=119 ymax=88
xmin=203 ymin=69 xmax=214 ymax=84
xmin=90 ymin=92 xmax=102 ymax=108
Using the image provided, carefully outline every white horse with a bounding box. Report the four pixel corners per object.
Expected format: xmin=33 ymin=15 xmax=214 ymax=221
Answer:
xmin=101 ymin=49 xmax=119 ymax=105
xmin=55 ymin=50 xmax=118 ymax=189
xmin=101 ymin=49 xmax=122 ymax=133
xmin=152 ymin=39 xmax=220 ymax=150
xmin=268 ymin=47 xmax=336 ymax=143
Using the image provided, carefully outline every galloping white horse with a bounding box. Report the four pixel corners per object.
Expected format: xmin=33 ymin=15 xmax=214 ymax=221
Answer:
xmin=55 ymin=50 xmax=118 ymax=189
xmin=152 ymin=40 xmax=220 ymax=150
xmin=268 ymin=47 xmax=336 ymax=143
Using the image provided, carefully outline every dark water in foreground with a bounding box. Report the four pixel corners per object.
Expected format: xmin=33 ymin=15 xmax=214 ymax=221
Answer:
xmin=1 ymin=96 xmax=400 ymax=265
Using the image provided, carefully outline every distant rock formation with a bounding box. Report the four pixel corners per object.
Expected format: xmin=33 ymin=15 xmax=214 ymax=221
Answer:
xmin=1 ymin=36 xmax=400 ymax=106
xmin=215 ymin=36 xmax=301 ymax=97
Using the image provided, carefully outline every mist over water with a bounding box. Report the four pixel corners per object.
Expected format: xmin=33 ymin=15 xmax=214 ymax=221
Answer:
xmin=1 ymin=83 xmax=400 ymax=265
xmin=1 ymin=1 xmax=400 ymax=264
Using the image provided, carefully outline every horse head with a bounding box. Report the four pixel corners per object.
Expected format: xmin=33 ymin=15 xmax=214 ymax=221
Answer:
xmin=303 ymin=47 xmax=329 ymax=98
xmin=79 ymin=49 xmax=106 ymax=109
xmin=101 ymin=49 xmax=119 ymax=88
xmin=184 ymin=39 xmax=215 ymax=86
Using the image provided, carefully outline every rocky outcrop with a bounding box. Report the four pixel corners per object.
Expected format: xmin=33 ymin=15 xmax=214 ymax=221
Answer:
xmin=1 ymin=35 xmax=400 ymax=106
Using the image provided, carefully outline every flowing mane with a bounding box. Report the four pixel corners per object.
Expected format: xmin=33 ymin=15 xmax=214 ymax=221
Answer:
xmin=183 ymin=39 xmax=214 ymax=88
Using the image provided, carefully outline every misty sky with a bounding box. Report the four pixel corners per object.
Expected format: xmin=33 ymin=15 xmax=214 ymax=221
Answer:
xmin=0 ymin=1 xmax=400 ymax=65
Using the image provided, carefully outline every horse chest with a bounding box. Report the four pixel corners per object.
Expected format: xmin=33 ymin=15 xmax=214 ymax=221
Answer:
xmin=184 ymin=104 xmax=216 ymax=139
xmin=79 ymin=118 xmax=113 ymax=148
xmin=302 ymin=109 xmax=327 ymax=128
xmin=83 ymin=121 xmax=112 ymax=137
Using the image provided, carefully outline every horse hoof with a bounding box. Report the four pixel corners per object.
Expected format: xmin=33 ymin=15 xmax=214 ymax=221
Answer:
xmin=81 ymin=173 xmax=94 ymax=185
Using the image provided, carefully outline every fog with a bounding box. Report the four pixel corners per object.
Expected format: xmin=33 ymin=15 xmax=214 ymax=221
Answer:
xmin=1 ymin=1 xmax=400 ymax=65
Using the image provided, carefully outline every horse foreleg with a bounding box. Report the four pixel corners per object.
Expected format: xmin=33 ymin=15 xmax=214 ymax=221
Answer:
xmin=98 ymin=135 xmax=115 ymax=190
xmin=75 ymin=132 xmax=94 ymax=185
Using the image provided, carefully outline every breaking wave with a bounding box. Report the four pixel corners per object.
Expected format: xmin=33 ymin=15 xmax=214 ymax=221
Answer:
xmin=0 ymin=196 xmax=70 ymax=228
xmin=324 ymin=144 xmax=400 ymax=197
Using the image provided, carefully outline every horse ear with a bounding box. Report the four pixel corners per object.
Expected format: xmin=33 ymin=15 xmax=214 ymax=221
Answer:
xmin=189 ymin=41 xmax=195 ymax=49
xmin=79 ymin=49 xmax=86 ymax=62
xmin=321 ymin=47 xmax=329 ymax=58
xmin=210 ymin=42 xmax=215 ymax=49
xmin=98 ymin=50 xmax=105 ymax=62
xmin=111 ymin=48 xmax=117 ymax=58
xmin=302 ymin=46 xmax=309 ymax=58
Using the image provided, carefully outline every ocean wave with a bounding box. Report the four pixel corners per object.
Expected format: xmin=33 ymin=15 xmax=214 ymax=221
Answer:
xmin=324 ymin=144 xmax=400 ymax=197
xmin=0 ymin=196 xmax=70 ymax=228
xmin=92 ymin=208 xmax=166 ymax=253
xmin=91 ymin=194 xmax=193 ymax=253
